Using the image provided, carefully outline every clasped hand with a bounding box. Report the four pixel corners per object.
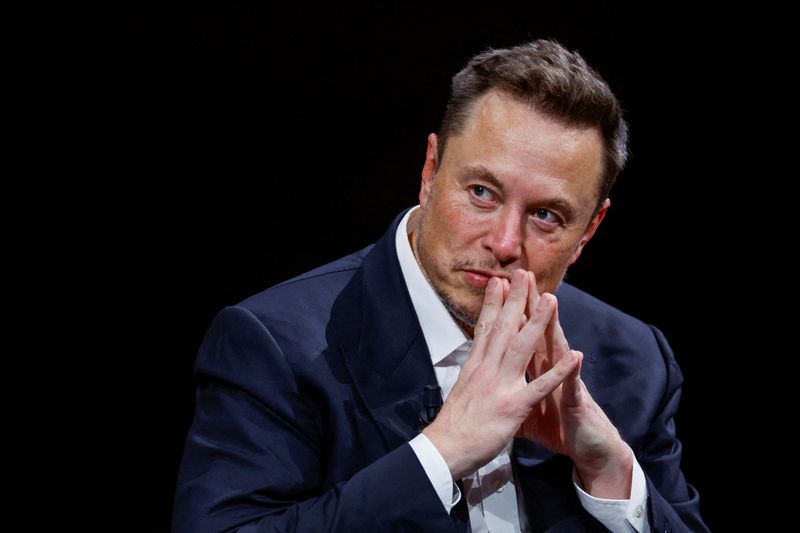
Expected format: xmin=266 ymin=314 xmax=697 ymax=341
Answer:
xmin=423 ymin=269 xmax=632 ymax=498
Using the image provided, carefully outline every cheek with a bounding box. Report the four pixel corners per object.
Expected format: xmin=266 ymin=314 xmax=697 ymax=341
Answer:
xmin=435 ymin=195 xmax=482 ymax=244
xmin=524 ymin=236 xmax=578 ymax=280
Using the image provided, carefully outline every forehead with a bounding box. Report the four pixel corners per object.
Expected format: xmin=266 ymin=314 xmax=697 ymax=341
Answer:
xmin=450 ymin=90 xmax=604 ymax=204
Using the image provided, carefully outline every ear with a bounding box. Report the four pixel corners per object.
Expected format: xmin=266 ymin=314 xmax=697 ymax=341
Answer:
xmin=567 ymin=198 xmax=610 ymax=266
xmin=419 ymin=133 xmax=438 ymax=209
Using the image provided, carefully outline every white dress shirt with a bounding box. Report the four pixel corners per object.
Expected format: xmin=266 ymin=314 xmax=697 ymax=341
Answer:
xmin=396 ymin=207 xmax=650 ymax=533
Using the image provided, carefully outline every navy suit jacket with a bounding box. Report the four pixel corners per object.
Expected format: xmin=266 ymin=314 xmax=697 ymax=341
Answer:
xmin=173 ymin=212 xmax=708 ymax=532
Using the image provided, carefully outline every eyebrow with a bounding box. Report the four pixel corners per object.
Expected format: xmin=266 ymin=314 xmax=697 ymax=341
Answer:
xmin=461 ymin=164 xmax=580 ymax=221
xmin=462 ymin=165 xmax=505 ymax=193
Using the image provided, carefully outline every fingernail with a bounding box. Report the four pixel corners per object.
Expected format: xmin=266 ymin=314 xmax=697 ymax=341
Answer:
xmin=487 ymin=277 xmax=497 ymax=290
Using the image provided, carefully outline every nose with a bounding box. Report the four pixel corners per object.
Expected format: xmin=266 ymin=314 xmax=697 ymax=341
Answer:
xmin=482 ymin=207 xmax=523 ymax=266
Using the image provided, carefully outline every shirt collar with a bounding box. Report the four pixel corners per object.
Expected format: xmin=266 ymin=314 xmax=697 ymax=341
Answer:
xmin=395 ymin=207 xmax=470 ymax=365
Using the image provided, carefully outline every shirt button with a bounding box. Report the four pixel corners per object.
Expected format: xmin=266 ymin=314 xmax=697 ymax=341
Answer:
xmin=633 ymin=504 xmax=644 ymax=518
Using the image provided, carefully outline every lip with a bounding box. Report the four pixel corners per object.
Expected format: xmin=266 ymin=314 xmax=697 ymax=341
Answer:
xmin=463 ymin=269 xmax=506 ymax=288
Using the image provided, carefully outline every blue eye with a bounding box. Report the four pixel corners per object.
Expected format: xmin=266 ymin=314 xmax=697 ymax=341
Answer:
xmin=533 ymin=208 xmax=558 ymax=224
xmin=471 ymin=185 xmax=491 ymax=199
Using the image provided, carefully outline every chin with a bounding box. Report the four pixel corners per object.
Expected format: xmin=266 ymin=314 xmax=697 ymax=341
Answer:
xmin=438 ymin=288 xmax=482 ymax=328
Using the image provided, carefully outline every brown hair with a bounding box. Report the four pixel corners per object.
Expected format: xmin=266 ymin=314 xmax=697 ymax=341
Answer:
xmin=438 ymin=40 xmax=628 ymax=211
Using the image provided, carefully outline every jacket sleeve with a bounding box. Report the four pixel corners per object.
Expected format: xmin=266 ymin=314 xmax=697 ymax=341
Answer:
xmin=640 ymin=326 xmax=709 ymax=533
xmin=172 ymin=306 xmax=461 ymax=533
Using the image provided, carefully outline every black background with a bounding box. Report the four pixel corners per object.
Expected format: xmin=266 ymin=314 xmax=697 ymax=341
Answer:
xmin=9 ymin=3 xmax=762 ymax=531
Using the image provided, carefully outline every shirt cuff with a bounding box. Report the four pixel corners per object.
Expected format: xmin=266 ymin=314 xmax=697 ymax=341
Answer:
xmin=573 ymin=444 xmax=650 ymax=533
xmin=408 ymin=434 xmax=461 ymax=513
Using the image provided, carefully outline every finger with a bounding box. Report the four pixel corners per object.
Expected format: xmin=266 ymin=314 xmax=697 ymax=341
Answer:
xmin=518 ymin=313 xmax=527 ymax=331
xmin=546 ymin=300 xmax=571 ymax=366
xmin=500 ymin=292 xmax=556 ymax=380
xmin=529 ymin=339 xmax=550 ymax=381
xmin=518 ymin=348 xmax=579 ymax=408
xmin=528 ymin=293 xmax=558 ymax=380
xmin=461 ymin=276 xmax=504 ymax=376
xmin=526 ymin=271 xmax=540 ymax=321
xmin=504 ymin=278 xmax=524 ymax=332
xmin=561 ymin=350 xmax=584 ymax=407
xmin=484 ymin=270 xmax=532 ymax=370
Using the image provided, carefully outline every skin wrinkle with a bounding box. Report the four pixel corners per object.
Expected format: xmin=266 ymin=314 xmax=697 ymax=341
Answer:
xmin=474 ymin=320 xmax=490 ymax=337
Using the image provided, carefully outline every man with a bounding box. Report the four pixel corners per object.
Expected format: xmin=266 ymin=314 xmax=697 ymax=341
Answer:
xmin=173 ymin=40 xmax=707 ymax=532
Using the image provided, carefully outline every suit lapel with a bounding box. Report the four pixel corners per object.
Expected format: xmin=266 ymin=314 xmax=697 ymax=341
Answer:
xmin=340 ymin=211 xmax=439 ymax=451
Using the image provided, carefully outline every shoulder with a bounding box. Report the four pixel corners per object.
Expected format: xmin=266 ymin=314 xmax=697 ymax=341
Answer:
xmin=557 ymin=283 xmax=674 ymax=400
xmin=237 ymin=244 xmax=372 ymax=322
xmin=557 ymin=282 xmax=661 ymax=351
xmin=193 ymin=246 xmax=378 ymax=391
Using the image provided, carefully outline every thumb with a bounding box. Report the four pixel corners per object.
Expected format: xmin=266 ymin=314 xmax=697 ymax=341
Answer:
xmin=562 ymin=350 xmax=584 ymax=407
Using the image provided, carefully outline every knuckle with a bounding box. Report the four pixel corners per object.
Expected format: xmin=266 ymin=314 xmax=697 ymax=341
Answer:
xmin=532 ymin=374 xmax=553 ymax=393
xmin=474 ymin=319 xmax=491 ymax=337
xmin=507 ymin=336 xmax=527 ymax=357
xmin=508 ymin=290 xmax=525 ymax=302
xmin=492 ymin=317 xmax=507 ymax=334
xmin=481 ymin=300 xmax=498 ymax=313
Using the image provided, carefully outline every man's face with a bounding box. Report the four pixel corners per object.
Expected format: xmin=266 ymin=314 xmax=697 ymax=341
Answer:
xmin=412 ymin=90 xmax=609 ymax=328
